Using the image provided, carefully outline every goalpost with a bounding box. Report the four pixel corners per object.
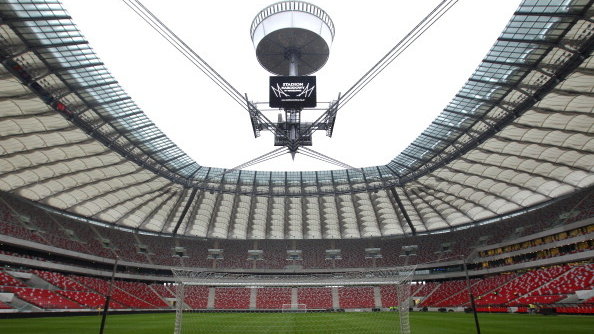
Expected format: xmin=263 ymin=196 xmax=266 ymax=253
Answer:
xmin=172 ymin=266 xmax=415 ymax=334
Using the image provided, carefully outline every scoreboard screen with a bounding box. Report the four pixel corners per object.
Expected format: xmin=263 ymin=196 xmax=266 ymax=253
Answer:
xmin=269 ymin=76 xmax=316 ymax=109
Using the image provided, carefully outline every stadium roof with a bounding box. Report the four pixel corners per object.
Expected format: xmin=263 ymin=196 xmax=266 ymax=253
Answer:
xmin=0 ymin=0 xmax=592 ymax=239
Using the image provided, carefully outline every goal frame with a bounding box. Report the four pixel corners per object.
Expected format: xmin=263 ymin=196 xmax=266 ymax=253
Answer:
xmin=172 ymin=266 xmax=415 ymax=334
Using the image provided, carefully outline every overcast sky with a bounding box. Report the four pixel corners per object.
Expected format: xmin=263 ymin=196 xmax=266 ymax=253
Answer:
xmin=59 ymin=0 xmax=521 ymax=172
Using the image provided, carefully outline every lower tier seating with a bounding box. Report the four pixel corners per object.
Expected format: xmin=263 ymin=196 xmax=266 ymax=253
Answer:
xmin=256 ymin=287 xmax=291 ymax=309
xmin=57 ymin=290 xmax=126 ymax=309
xmin=214 ymin=288 xmax=250 ymax=309
xmin=5 ymin=287 xmax=81 ymax=309
xmin=0 ymin=300 xmax=12 ymax=309
xmin=338 ymin=287 xmax=375 ymax=309
xmin=297 ymin=287 xmax=333 ymax=309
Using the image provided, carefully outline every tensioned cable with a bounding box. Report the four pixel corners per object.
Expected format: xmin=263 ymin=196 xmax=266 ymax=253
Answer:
xmin=297 ymin=147 xmax=359 ymax=170
xmin=189 ymin=147 xmax=290 ymax=188
xmin=300 ymin=0 xmax=459 ymax=139
xmin=122 ymin=0 xmax=287 ymax=140
xmin=338 ymin=0 xmax=459 ymax=109
xmin=122 ymin=0 xmax=248 ymax=110
xmin=227 ymin=147 xmax=291 ymax=171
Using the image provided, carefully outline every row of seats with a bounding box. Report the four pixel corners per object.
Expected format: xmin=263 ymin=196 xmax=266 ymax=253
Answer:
xmin=432 ymin=274 xmax=516 ymax=307
xmin=422 ymin=264 xmax=594 ymax=308
xmin=420 ymin=280 xmax=474 ymax=307
xmin=0 ymin=270 xmax=169 ymax=310
xmin=113 ymin=281 xmax=169 ymax=308
xmin=57 ymin=290 xmax=125 ymax=309
xmin=3 ymin=287 xmax=81 ymax=309
xmin=0 ymin=271 xmax=26 ymax=287
xmin=476 ymin=266 xmax=571 ymax=305
xmin=70 ymin=275 xmax=156 ymax=309
xmin=0 ymin=300 xmax=12 ymax=309
xmin=0 ymin=265 xmax=593 ymax=311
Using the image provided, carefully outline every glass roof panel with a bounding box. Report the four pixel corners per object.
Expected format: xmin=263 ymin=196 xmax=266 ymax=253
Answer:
xmin=1 ymin=0 xmax=585 ymax=190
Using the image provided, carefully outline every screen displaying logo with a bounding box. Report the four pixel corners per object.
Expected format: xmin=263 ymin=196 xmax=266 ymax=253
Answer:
xmin=269 ymin=76 xmax=316 ymax=108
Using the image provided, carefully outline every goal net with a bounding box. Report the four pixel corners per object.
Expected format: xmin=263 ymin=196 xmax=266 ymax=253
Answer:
xmin=172 ymin=266 xmax=415 ymax=334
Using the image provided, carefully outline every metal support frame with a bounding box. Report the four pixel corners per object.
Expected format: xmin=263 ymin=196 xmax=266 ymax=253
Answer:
xmin=172 ymin=187 xmax=199 ymax=234
xmin=390 ymin=187 xmax=416 ymax=235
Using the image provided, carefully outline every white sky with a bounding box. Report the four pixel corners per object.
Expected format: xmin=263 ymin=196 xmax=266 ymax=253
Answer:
xmin=60 ymin=0 xmax=521 ymax=172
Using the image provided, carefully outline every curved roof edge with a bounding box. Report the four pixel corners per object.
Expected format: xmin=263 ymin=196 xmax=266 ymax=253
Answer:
xmin=0 ymin=0 xmax=590 ymax=190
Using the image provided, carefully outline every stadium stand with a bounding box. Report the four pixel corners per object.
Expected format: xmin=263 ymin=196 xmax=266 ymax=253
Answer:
xmin=4 ymin=287 xmax=81 ymax=309
xmin=380 ymin=285 xmax=398 ymax=308
xmin=113 ymin=281 xmax=168 ymax=308
xmin=297 ymin=287 xmax=333 ymax=309
xmin=0 ymin=271 xmax=27 ymax=288
xmin=183 ymin=286 xmax=209 ymax=309
xmin=420 ymin=280 xmax=475 ymax=307
xmin=1 ymin=190 xmax=592 ymax=271
xmin=434 ymin=274 xmax=515 ymax=307
xmin=256 ymin=287 xmax=292 ymax=309
xmin=56 ymin=291 xmax=125 ymax=309
xmin=412 ymin=282 xmax=439 ymax=297
xmin=0 ymin=300 xmax=12 ymax=309
xmin=70 ymin=276 xmax=156 ymax=309
xmin=338 ymin=287 xmax=375 ymax=309
xmin=214 ymin=288 xmax=250 ymax=309
xmin=32 ymin=270 xmax=89 ymax=292
xmin=476 ymin=266 xmax=571 ymax=306
xmin=0 ymin=3 xmax=593 ymax=330
xmin=150 ymin=284 xmax=175 ymax=299
xmin=1 ymin=262 xmax=594 ymax=312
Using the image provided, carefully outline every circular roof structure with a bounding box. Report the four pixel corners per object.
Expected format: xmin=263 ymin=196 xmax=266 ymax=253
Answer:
xmin=0 ymin=0 xmax=592 ymax=239
xmin=251 ymin=1 xmax=334 ymax=75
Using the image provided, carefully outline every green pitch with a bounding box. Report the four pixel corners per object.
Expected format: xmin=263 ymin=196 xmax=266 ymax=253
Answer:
xmin=0 ymin=312 xmax=593 ymax=334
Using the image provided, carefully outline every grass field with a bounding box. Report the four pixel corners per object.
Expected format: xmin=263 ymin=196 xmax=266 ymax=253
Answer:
xmin=0 ymin=312 xmax=593 ymax=334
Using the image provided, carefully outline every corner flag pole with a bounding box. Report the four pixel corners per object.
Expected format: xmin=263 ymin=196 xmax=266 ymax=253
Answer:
xmin=99 ymin=256 xmax=119 ymax=334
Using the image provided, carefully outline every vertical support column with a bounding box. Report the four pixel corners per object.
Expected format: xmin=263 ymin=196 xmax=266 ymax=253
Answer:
xmin=250 ymin=287 xmax=257 ymax=309
xmin=207 ymin=287 xmax=215 ymax=309
xmin=331 ymin=287 xmax=340 ymax=309
xmin=373 ymin=286 xmax=382 ymax=308
xmin=173 ymin=281 xmax=185 ymax=334
xmin=291 ymin=287 xmax=298 ymax=306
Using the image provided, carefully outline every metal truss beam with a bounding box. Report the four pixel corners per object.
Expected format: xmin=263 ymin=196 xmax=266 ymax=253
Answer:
xmin=172 ymin=187 xmax=198 ymax=235
xmin=389 ymin=187 xmax=416 ymax=235
xmin=136 ymin=191 xmax=177 ymax=230
xmin=65 ymin=174 xmax=163 ymax=212
xmin=409 ymin=187 xmax=452 ymax=228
